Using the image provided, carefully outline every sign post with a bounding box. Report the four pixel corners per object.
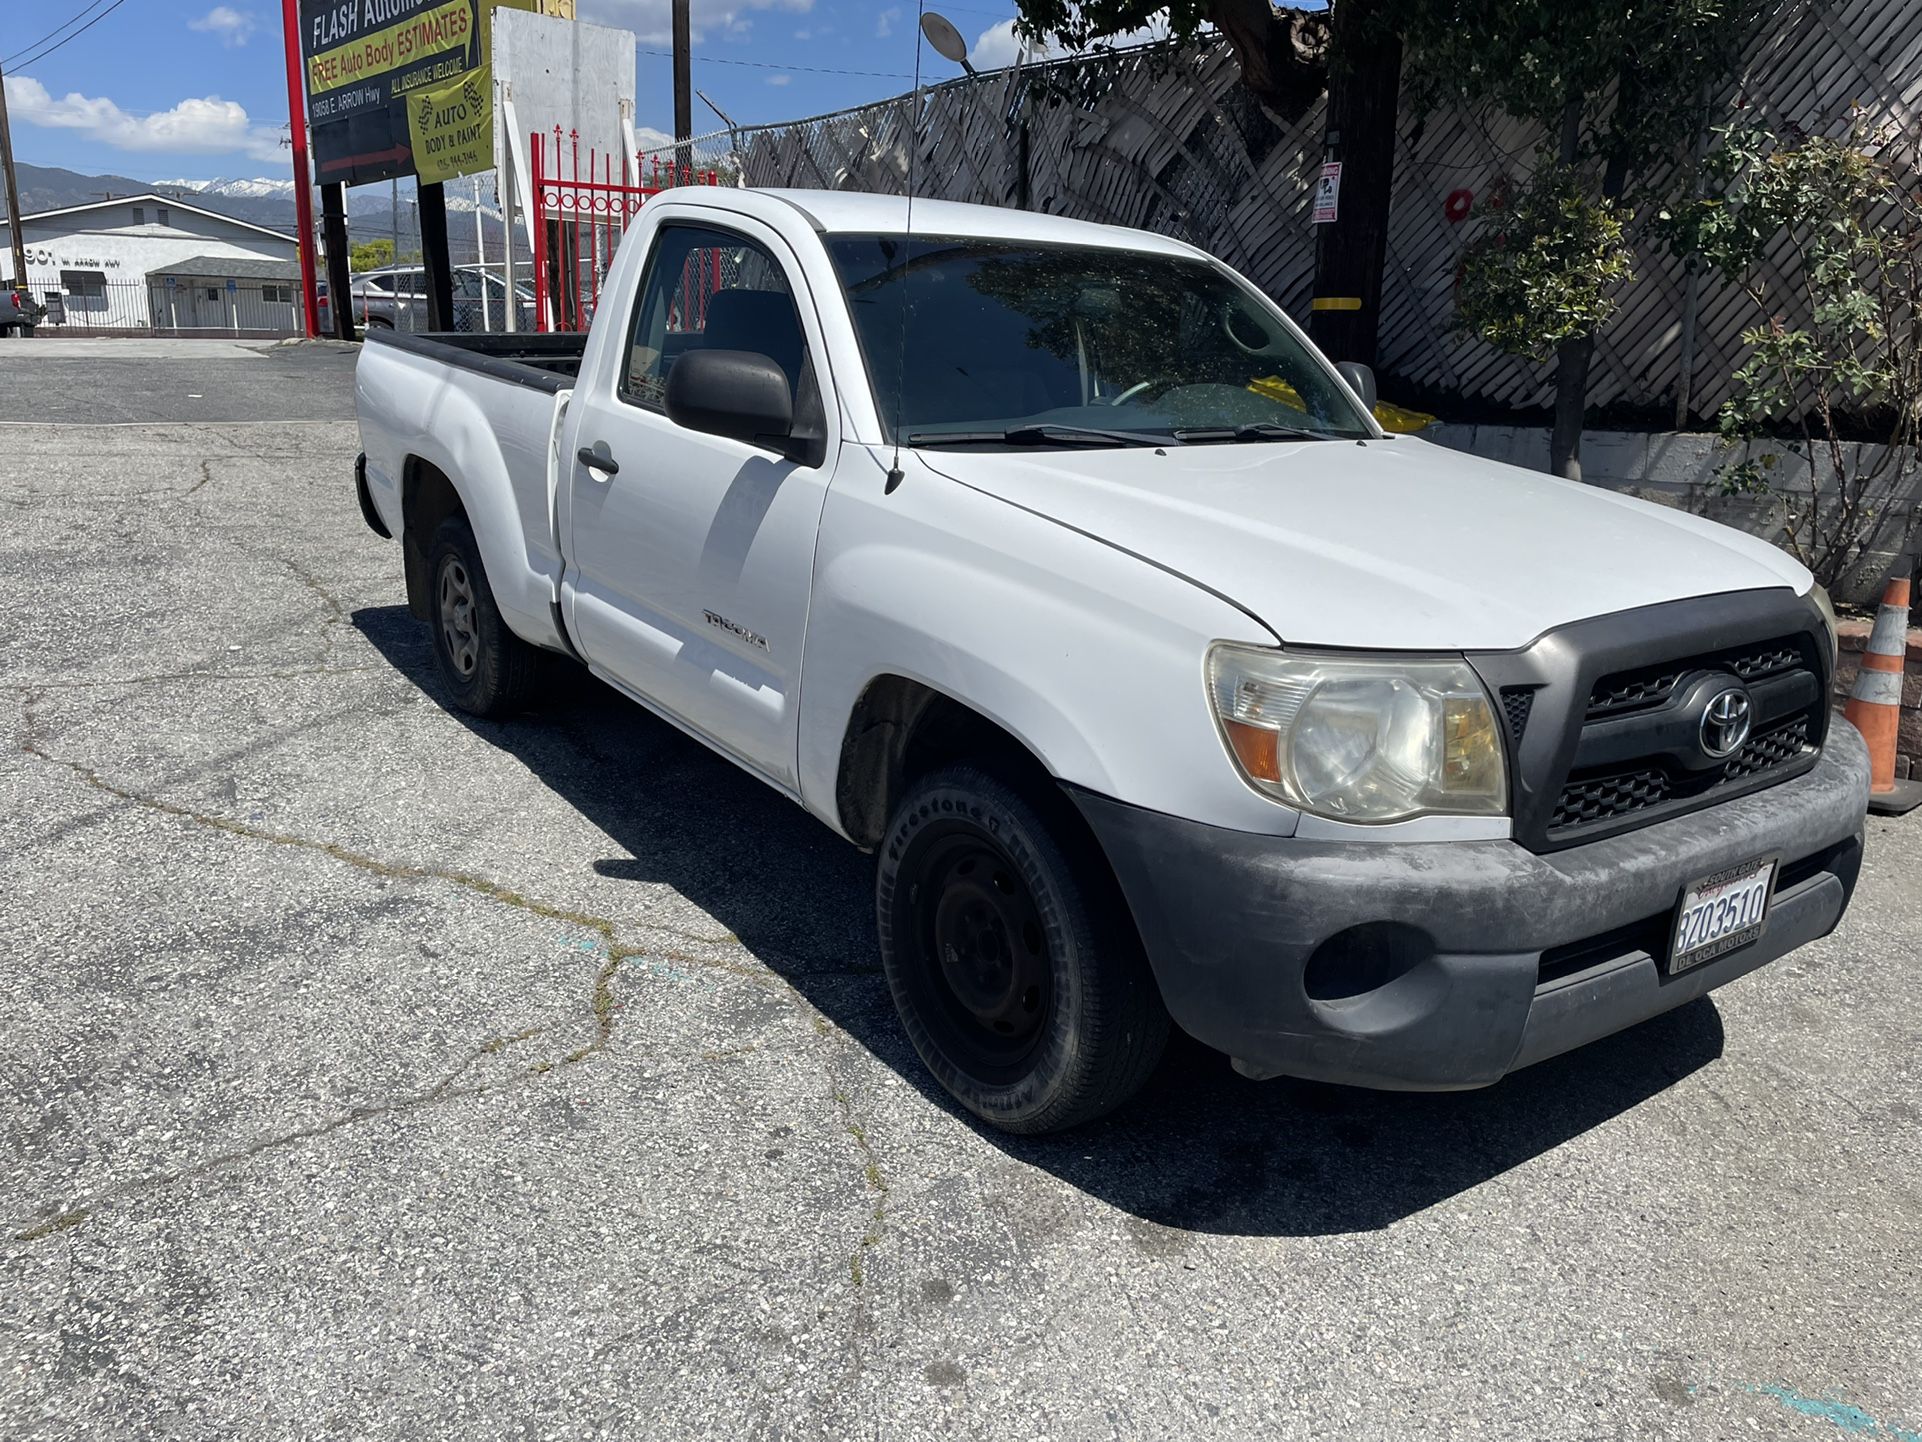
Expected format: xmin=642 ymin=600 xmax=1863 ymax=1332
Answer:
xmin=280 ymin=0 xmax=321 ymax=336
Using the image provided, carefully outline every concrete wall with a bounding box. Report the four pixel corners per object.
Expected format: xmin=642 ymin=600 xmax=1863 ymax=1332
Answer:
xmin=1424 ymin=425 xmax=1919 ymax=606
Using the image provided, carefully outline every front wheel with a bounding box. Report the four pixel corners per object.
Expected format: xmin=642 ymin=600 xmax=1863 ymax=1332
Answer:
xmin=876 ymin=764 xmax=1170 ymax=1134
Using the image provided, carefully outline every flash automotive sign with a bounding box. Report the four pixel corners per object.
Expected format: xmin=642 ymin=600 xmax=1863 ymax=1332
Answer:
xmin=299 ymin=0 xmax=532 ymax=186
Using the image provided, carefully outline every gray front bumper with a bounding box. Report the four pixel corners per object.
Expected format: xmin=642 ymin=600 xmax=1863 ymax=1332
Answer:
xmin=1073 ymin=723 xmax=1870 ymax=1090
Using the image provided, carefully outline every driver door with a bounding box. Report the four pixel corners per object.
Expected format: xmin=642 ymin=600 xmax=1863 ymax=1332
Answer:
xmin=561 ymin=216 xmax=836 ymax=790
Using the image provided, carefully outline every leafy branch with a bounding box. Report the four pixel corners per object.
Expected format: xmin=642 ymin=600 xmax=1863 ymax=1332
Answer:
xmin=1660 ymin=117 xmax=1922 ymax=587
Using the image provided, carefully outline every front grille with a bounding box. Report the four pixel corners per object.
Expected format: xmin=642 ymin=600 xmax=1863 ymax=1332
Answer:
xmin=1724 ymin=714 xmax=1811 ymax=778
xmin=1587 ymin=637 xmax=1805 ymax=720
xmin=1552 ymin=714 xmax=1814 ymax=832
xmin=1470 ymin=592 xmax=1832 ymax=854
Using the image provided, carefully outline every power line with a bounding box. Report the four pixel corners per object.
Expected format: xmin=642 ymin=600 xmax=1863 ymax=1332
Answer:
xmin=6 ymin=0 xmax=134 ymax=72
xmin=635 ymin=47 xmax=914 ymax=80
xmin=2 ymin=0 xmax=117 ymax=69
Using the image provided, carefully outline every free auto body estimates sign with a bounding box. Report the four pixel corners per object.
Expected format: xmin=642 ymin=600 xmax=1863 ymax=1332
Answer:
xmin=301 ymin=0 xmax=533 ymax=186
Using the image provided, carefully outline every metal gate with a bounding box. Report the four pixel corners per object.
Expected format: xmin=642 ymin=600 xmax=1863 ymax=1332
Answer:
xmin=529 ymin=128 xmax=720 ymax=332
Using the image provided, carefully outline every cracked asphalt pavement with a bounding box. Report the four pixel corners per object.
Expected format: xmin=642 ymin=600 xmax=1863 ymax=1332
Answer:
xmin=2 ymin=339 xmax=1920 ymax=1440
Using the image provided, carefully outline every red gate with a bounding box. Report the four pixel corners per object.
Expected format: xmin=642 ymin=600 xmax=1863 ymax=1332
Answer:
xmin=530 ymin=128 xmax=719 ymax=332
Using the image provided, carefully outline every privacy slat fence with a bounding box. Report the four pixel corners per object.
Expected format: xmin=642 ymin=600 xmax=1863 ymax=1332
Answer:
xmin=673 ymin=0 xmax=1922 ymax=423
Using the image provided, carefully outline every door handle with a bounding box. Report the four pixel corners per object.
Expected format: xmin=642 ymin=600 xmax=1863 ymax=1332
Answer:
xmin=577 ymin=442 xmax=620 ymax=477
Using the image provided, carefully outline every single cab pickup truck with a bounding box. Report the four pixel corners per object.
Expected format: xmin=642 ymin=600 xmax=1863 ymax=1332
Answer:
xmin=355 ymin=188 xmax=1869 ymax=1133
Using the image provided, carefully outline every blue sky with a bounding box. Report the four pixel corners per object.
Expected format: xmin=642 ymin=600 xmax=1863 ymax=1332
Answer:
xmin=1 ymin=1 xmax=1056 ymax=182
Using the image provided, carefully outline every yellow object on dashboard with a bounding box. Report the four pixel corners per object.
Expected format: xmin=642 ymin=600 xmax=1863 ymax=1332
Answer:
xmin=1249 ymin=374 xmax=1436 ymax=434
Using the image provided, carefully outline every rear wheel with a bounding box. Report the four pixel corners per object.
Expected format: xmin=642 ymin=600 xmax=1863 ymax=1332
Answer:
xmin=426 ymin=516 xmax=543 ymax=716
xmin=876 ymin=764 xmax=1170 ymax=1134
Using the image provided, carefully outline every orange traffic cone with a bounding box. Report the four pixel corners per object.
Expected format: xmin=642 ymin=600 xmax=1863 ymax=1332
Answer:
xmin=1843 ymin=572 xmax=1922 ymax=816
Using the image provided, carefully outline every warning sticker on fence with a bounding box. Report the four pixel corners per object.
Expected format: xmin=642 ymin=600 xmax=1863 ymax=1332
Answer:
xmin=407 ymin=67 xmax=493 ymax=186
xmin=1313 ymin=162 xmax=1342 ymax=225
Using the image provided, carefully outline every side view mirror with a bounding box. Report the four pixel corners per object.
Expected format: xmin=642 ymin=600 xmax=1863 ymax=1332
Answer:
xmin=1336 ymin=361 xmax=1378 ymax=416
xmin=666 ymin=348 xmax=798 ymax=457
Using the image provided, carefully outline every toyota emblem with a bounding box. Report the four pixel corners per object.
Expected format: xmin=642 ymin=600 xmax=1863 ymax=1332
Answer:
xmin=1700 ymin=687 xmax=1754 ymax=759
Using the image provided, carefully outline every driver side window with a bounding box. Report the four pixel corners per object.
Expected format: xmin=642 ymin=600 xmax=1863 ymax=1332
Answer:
xmin=622 ymin=224 xmax=806 ymax=414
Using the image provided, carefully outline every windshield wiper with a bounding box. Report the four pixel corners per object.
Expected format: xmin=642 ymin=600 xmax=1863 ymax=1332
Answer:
xmin=906 ymin=424 xmax=1174 ymax=449
xmin=1172 ymin=422 xmax=1330 ymax=444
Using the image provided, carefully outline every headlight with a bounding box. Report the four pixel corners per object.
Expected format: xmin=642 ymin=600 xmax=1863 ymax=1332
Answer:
xmin=1207 ymin=645 xmax=1508 ymax=822
xmin=1808 ymin=582 xmax=1840 ymax=674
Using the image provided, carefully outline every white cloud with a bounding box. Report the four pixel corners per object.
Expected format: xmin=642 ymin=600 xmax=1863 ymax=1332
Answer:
xmin=969 ymin=15 xmax=1170 ymax=70
xmin=969 ymin=20 xmax=1046 ymax=69
xmin=4 ymin=75 xmax=286 ymax=166
xmin=876 ymin=7 xmax=901 ymax=39
xmin=766 ymin=73 xmax=790 ymax=86
xmin=579 ymin=0 xmax=811 ymax=47
xmin=188 ymin=6 xmax=255 ymax=46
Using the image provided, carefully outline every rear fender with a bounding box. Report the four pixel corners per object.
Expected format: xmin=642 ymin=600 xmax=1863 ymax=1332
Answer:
xmin=388 ymin=372 xmax=566 ymax=651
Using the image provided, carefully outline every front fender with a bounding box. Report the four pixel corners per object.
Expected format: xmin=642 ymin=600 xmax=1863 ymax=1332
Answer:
xmin=796 ymin=449 xmax=1298 ymax=839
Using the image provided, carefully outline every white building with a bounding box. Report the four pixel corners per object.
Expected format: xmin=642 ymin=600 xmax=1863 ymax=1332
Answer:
xmin=0 ymin=192 xmax=305 ymax=336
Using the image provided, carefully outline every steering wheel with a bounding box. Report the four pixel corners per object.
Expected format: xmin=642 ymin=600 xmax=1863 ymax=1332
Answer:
xmin=1102 ymin=375 xmax=1181 ymax=407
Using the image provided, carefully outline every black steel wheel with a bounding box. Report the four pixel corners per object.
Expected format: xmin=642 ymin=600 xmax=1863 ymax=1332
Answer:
xmin=912 ymin=830 xmax=1056 ymax=1085
xmin=425 ymin=516 xmax=543 ymax=717
xmin=876 ymin=764 xmax=1170 ymax=1134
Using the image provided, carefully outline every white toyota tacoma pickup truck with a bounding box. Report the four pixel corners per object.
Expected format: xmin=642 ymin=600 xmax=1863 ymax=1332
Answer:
xmin=354 ymin=188 xmax=1869 ymax=1133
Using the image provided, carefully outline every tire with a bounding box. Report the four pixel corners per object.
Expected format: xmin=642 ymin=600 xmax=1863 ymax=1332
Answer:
xmin=876 ymin=763 xmax=1170 ymax=1134
xmin=426 ymin=516 xmax=543 ymax=717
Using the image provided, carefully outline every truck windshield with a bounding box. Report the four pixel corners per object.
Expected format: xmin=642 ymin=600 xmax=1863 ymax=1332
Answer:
xmin=827 ymin=234 xmax=1375 ymax=447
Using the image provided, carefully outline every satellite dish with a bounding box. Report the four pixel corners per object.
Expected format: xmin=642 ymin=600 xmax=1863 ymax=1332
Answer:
xmin=920 ymin=11 xmax=973 ymax=69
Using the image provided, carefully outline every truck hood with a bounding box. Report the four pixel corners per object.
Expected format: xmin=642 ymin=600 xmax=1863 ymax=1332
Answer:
xmin=920 ymin=437 xmax=1810 ymax=651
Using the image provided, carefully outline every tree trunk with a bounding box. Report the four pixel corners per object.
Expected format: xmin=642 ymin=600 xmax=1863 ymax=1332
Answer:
xmin=1310 ymin=0 xmax=1403 ymax=366
xmin=1550 ymin=337 xmax=1593 ymax=481
xmin=1210 ymin=0 xmax=1330 ymax=122
xmin=1548 ymin=98 xmax=1587 ymax=480
xmin=1548 ymin=87 xmax=1634 ymax=480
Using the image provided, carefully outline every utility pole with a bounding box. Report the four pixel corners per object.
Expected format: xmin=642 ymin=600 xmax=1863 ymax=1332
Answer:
xmin=672 ymin=0 xmax=692 ymax=182
xmin=1308 ymin=0 xmax=1403 ymax=369
xmin=0 ymin=56 xmax=34 ymax=316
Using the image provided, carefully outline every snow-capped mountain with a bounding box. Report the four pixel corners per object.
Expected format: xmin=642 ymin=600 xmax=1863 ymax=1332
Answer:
xmin=159 ymin=175 xmax=500 ymax=218
xmin=155 ymin=177 xmax=299 ymax=201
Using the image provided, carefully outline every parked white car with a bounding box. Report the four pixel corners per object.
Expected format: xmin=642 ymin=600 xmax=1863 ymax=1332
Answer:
xmin=354 ymin=189 xmax=1869 ymax=1133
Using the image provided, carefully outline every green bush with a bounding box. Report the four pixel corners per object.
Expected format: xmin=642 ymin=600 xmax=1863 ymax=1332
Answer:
xmin=1456 ymin=167 xmax=1635 ymax=362
xmin=1661 ymin=118 xmax=1922 ymax=588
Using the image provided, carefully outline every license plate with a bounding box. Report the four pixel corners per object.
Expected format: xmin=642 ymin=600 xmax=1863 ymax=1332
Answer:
xmin=1669 ymin=857 xmax=1777 ymax=974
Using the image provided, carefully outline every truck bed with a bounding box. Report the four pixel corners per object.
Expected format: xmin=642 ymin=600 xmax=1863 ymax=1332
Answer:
xmin=363 ymin=328 xmax=586 ymax=390
xmin=355 ymin=324 xmax=577 ymax=654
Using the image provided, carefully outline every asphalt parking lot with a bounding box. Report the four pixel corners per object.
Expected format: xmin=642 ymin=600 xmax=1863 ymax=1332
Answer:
xmin=2 ymin=338 xmax=1919 ymax=1441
